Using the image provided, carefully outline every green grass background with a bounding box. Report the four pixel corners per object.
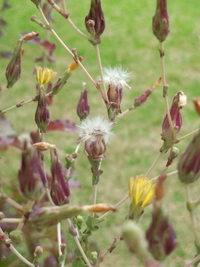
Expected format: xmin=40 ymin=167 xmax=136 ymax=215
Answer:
xmin=0 ymin=0 xmax=200 ymax=266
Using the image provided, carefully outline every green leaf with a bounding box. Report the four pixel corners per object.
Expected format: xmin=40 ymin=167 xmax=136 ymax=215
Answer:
xmin=72 ymin=258 xmax=86 ymax=267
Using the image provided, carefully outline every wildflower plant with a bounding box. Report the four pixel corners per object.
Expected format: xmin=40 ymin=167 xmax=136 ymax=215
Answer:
xmin=0 ymin=1 xmax=200 ymax=267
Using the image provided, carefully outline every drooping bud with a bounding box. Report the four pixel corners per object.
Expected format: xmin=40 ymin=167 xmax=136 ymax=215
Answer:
xmin=146 ymin=201 xmax=177 ymax=261
xmin=178 ymin=130 xmax=200 ymax=184
xmin=122 ymin=220 xmax=149 ymax=262
xmin=166 ymin=146 xmax=179 ymax=167
xmin=18 ymin=135 xmax=46 ymax=200
xmin=160 ymin=91 xmax=187 ymax=153
xmin=50 ymin=148 xmax=70 ymax=205
xmin=85 ymin=0 xmax=105 ymax=45
xmin=5 ymin=39 xmax=23 ymax=88
xmin=77 ymin=83 xmax=90 ymax=120
xmin=35 ymin=87 xmax=50 ymax=133
xmin=152 ymin=0 xmax=170 ymax=42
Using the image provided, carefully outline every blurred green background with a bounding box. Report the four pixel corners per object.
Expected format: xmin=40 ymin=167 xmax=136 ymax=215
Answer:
xmin=0 ymin=0 xmax=200 ymax=266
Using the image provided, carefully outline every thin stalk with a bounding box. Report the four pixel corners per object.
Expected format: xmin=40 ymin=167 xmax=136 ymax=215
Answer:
xmin=159 ymin=41 xmax=174 ymax=138
xmin=67 ymin=219 xmax=92 ymax=267
xmin=94 ymin=44 xmax=108 ymax=104
xmin=5 ymin=196 xmax=23 ymax=213
xmin=152 ymin=170 xmax=178 ymax=182
xmin=145 ymin=152 xmax=164 ymax=177
xmin=185 ymin=185 xmax=200 ymax=246
xmin=38 ymin=6 xmax=97 ymax=88
xmin=92 ymin=184 xmax=98 ymax=218
xmin=0 ymin=88 xmax=10 ymax=110
xmin=1 ymin=218 xmax=23 ymax=223
xmin=16 ymin=200 xmax=34 ymax=231
xmin=98 ymin=193 xmax=129 ymax=221
xmin=185 ymin=254 xmax=200 ymax=267
xmin=0 ymin=227 xmax=34 ymax=267
xmin=75 ymin=143 xmax=81 ymax=154
xmin=116 ymin=106 xmax=135 ymax=119
xmin=57 ymin=222 xmax=62 ymax=257
xmin=177 ymin=128 xmax=199 ymax=142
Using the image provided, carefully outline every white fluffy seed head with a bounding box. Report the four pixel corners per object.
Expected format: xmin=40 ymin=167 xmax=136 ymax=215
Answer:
xmin=101 ymin=66 xmax=131 ymax=90
xmin=77 ymin=115 xmax=114 ymax=143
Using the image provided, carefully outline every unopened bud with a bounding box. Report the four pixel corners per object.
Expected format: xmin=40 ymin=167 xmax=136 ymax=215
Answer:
xmin=35 ymin=88 xmax=50 ymax=133
xmin=77 ymin=84 xmax=90 ymax=120
xmin=152 ymin=0 xmax=170 ymax=42
xmin=134 ymin=89 xmax=152 ymax=108
xmin=50 ymin=148 xmax=70 ymax=206
xmin=166 ymin=147 xmax=179 ymax=167
xmin=9 ymin=230 xmax=23 ymax=244
xmin=160 ymin=91 xmax=187 ymax=153
xmin=5 ymin=39 xmax=23 ymax=88
xmin=85 ymin=0 xmax=105 ymax=45
xmin=21 ymin=31 xmax=39 ymax=41
xmin=50 ymin=69 xmax=71 ymax=95
xmin=146 ymin=202 xmax=176 ymax=261
xmin=122 ymin=220 xmax=149 ymax=262
xmin=178 ymin=130 xmax=200 ymax=184
xmin=18 ymin=136 xmax=46 ymax=200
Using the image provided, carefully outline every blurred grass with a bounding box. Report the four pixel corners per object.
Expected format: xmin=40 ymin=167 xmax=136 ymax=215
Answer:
xmin=0 ymin=0 xmax=200 ymax=266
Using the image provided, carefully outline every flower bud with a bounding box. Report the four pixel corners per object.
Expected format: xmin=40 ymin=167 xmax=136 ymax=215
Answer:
xmin=134 ymin=89 xmax=152 ymax=108
xmin=152 ymin=0 xmax=169 ymax=42
xmin=50 ymin=69 xmax=71 ymax=95
xmin=50 ymin=148 xmax=70 ymax=206
xmin=85 ymin=135 xmax=106 ymax=159
xmin=166 ymin=146 xmax=179 ymax=167
xmin=77 ymin=84 xmax=90 ymax=120
xmin=5 ymin=39 xmax=23 ymax=88
xmin=122 ymin=220 xmax=149 ymax=262
xmin=9 ymin=230 xmax=23 ymax=244
xmin=29 ymin=205 xmax=84 ymax=229
xmin=44 ymin=255 xmax=57 ymax=267
xmin=178 ymin=130 xmax=200 ymax=184
xmin=18 ymin=136 xmax=46 ymax=200
xmin=85 ymin=0 xmax=105 ymax=45
xmin=35 ymin=88 xmax=50 ymax=133
xmin=146 ymin=202 xmax=176 ymax=261
xmin=160 ymin=91 xmax=187 ymax=153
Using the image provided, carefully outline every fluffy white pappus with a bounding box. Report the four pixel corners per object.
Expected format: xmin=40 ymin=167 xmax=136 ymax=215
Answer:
xmin=102 ymin=66 xmax=131 ymax=90
xmin=77 ymin=116 xmax=114 ymax=143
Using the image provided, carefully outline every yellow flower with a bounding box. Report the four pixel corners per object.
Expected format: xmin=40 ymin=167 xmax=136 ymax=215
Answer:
xmin=36 ymin=66 xmax=57 ymax=86
xmin=129 ymin=175 xmax=155 ymax=220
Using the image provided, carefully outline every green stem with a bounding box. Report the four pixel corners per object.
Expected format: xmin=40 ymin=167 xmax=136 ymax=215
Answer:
xmin=98 ymin=194 xmax=129 ymax=220
xmin=67 ymin=219 xmax=92 ymax=267
xmin=152 ymin=170 xmax=178 ymax=182
xmin=177 ymin=128 xmax=199 ymax=142
xmin=145 ymin=152 xmax=164 ymax=177
xmin=16 ymin=200 xmax=34 ymax=231
xmin=185 ymin=185 xmax=200 ymax=246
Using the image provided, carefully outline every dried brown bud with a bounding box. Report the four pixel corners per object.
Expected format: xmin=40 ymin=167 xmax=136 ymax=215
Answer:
xmin=21 ymin=31 xmax=39 ymax=41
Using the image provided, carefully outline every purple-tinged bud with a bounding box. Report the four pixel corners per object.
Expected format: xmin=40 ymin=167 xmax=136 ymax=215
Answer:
xmin=152 ymin=0 xmax=169 ymax=42
xmin=77 ymin=83 xmax=90 ymax=120
xmin=85 ymin=0 xmax=105 ymax=45
xmin=160 ymin=91 xmax=187 ymax=153
xmin=44 ymin=255 xmax=57 ymax=267
xmin=5 ymin=39 xmax=23 ymax=88
xmin=122 ymin=220 xmax=149 ymax=262
xmin=166 ymin=147 xmax=179 ymax=167
xmin=85 ymin=135 xmax=106 ymax=159
xmin=178 ymin=130 xmax=200 ymax=184
xmin=50 ymin=148 xmax=70 ymax=205
xmin=134 ymin=89 xmax=152 ymax=108
xmin=146 ymin=202 xmax=177 ymax=261
xmin=35 ymin=88 xmax=50 ymax=133
xmin=18 ymin=135 xmax=46 ymax=200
